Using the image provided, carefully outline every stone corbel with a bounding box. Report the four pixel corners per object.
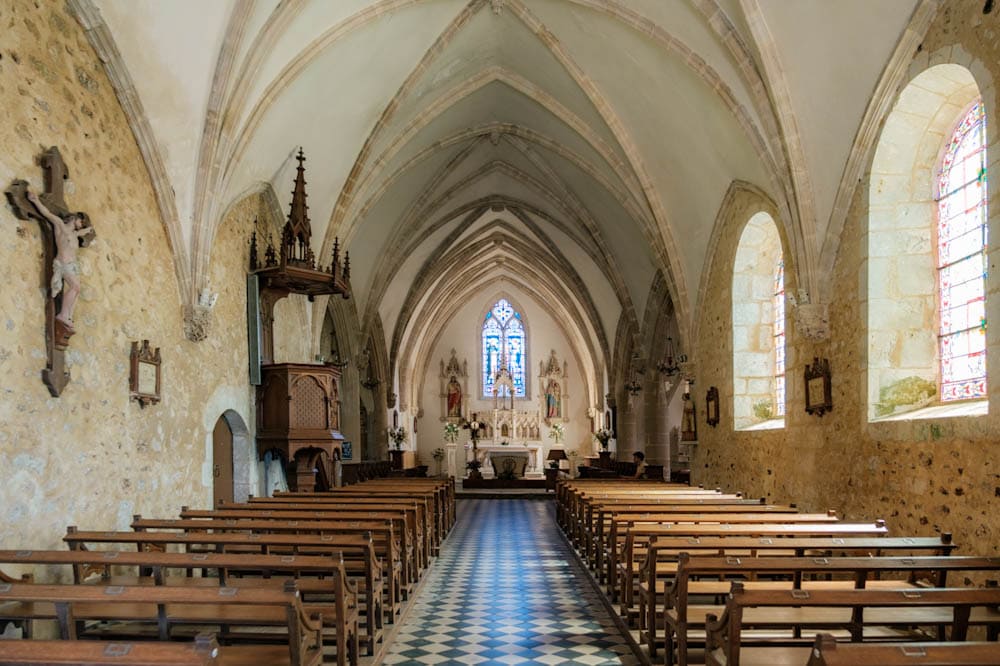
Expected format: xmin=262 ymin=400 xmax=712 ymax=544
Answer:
xmin=679 ymin=360 xmax=697 ymax=384
xmin=792 ymin=302 xmax=830 ymax=342
xmin=183 ymin=288 xmax=218 ymax=342
xmin=386 ymin=392 xmax=397 ymax=409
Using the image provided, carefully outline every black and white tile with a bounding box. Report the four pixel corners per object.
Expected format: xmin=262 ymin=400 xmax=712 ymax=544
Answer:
xmin=383 ymin=500 xmax=638 ymax=665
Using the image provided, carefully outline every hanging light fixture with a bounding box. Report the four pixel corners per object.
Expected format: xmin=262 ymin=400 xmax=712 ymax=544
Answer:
xmin=656 ymin=337 xmax=687 ymax=377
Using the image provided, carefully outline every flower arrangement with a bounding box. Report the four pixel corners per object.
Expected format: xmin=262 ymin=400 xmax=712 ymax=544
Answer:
xmin=500 ymin=440 xmax=510 ymax=446
xmin=593 ymin=427 xmax=613 ymax=449
xmin=548 ymin=422 xmax=565 ymax=444
xmin=443 ymin=423 xmax=459 ymax=443
xmin=466 ymin=459 xmax=482 ymax=471
xmin=388 ymin=426 xmax=407 ymax=450
xmin=432 ymin=447 xmax=445 ymax=461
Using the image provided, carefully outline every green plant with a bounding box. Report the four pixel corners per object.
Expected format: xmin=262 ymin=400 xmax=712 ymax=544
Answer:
xmin=388 ymin=426 xmax=407 ymax=450
xmin=875 ymin=376 xmax=936 ymax=417
xmin=548 ymin=422 xmax=565 ymax=443
xmin=443 ymin=423 xmax=459 ymax=443
xmin=752 ymin=399 xmax=773 ymax=420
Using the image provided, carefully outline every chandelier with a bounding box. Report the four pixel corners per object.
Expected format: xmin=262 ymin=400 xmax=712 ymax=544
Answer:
xmin=656 ymin=337 xmax=687 ymax=377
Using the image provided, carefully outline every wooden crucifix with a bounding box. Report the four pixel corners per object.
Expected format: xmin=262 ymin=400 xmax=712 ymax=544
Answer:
xmin=5 ymin=146 xmax=95 ymax=397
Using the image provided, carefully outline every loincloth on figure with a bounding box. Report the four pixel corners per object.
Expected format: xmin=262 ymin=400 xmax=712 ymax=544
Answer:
xmin=51 ymin=259 xmax=80 ymax=297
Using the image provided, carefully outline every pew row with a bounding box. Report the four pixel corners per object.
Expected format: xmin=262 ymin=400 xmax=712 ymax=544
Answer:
xmin=0 ymin=581 xmax=333 ymax=666
xmin=703 ymin=584 xmax=1000 ymax=666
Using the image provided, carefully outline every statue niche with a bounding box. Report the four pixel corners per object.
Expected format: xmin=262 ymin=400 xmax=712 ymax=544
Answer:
xmin=439 ymin=349 xmax=468 ymax=422
xmin=539 ymin=350 xmax=570 ymax=425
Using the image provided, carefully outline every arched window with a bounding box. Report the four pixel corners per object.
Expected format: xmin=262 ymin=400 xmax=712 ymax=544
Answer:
xmin=774 ymin=260 xmax=786 ymax=417
xmin=867 ymin=64 xmax=987 ymax=420
xmin=733 ymin=212 xmax=785 ymax=429
xmin=482 ymin=298 xmax=526 ymax=398
xmin=936 ymin=100 xmax=987 ymax=401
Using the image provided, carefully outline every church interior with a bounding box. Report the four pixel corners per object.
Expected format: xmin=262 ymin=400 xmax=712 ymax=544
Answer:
xmin=2 ymin=0 xmax=1000 ymax=664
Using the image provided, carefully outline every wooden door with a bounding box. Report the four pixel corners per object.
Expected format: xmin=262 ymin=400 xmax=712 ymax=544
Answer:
xmin=212 ymin=416 xmax=234 ymax=506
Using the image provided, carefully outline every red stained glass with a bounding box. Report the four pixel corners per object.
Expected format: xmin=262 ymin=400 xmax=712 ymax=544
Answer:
xmin=774 ymin=261 xmax=786 ymax=416
xmin=936 ymin=101 xmax=987 ymax=401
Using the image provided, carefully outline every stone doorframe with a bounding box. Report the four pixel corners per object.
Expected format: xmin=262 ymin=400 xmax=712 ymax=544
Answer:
xmin=218 ymin=409 xmax=254 ymax=502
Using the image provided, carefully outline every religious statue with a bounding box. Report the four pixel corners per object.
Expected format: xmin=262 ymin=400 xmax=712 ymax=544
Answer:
xmin=681 ymin=390 xmax=697 ymax=441
xmin=545 ymin=379 xmax=561 ymax=419
xmin=26 ymin=190 xmax=94 ymax=329
xmin=446 ymin=375 xmax=462 ymax=418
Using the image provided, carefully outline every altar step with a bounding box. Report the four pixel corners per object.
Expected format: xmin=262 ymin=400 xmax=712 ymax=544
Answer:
xmin=460 ymin=478 xmax=547 ymax=491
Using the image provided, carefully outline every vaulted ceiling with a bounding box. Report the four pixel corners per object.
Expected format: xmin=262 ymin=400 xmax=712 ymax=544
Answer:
xmin=81 ymin=0 xmax=925 ymax=400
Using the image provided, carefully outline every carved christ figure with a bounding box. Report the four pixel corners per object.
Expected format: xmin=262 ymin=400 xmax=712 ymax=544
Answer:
xmin=447 ymin=375 xmax=462 ymax=418
xmin=26 ymin=189 xmax=93 ymax=329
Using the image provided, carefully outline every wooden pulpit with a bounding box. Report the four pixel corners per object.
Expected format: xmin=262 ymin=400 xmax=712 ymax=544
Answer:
xmin=256 ymin=363 xmax=344 ymax=491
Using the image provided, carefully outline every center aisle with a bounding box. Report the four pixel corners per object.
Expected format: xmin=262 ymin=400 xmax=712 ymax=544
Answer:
xmin=383 ymin=499 xmax=639 ymax=665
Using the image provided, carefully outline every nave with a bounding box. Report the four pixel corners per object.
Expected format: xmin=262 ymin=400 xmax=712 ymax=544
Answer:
xmin=383 ymin=499 xmax=638 ymax=666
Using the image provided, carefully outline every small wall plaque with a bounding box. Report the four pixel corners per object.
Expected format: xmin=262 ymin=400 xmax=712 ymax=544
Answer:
xmin=804 ymin=357 xmax=832 ymax=416
xmin=130 ymin=340 xmax=162 ymax=407
xmin=705 ymin=386 xmax=720 ymax=427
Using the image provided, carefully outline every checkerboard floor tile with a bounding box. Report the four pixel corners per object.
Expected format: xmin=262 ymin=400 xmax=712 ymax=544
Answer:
xmin=382 ymin=500 xmax=639 ymax=665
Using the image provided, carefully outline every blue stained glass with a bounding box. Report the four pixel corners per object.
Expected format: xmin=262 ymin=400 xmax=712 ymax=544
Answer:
xmin=482 ymin=299 xmax=527 ymax=397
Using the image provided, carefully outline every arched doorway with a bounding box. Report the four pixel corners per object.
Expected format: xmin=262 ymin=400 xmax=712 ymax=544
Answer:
xmin=211 ymin=409 xmax=254 ymax=503
xmin=212 ymin=415 xmax=234 ymax=506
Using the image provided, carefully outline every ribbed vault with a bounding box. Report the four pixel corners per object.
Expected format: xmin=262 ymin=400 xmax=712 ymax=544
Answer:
xmin=77 ymin=0 xmax=930 ymax=404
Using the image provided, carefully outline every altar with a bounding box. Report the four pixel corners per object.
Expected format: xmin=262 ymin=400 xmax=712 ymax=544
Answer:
xmin=473 ymin=444 xmax=543 ymax=478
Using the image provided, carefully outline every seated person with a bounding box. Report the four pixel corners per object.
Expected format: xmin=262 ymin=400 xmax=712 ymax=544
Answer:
xmin=628 ymin=451 xmax=647 ymax=480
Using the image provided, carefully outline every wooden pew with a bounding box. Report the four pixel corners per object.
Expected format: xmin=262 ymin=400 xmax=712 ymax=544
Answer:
xmin=131 ymin=516 xmax=403 ymax=616
xmin=606 ymin=511 xmax=840 ymax=594
xmin=278 ymin=478 xmax=456 ymax=543
xmin=63 ymin=528 xmax=381 ymax=655
xmin=0 ymin=581 xmax=332 ymax=666
xmin=635 ymin=535 xmax=958 ymax=658
xmin=247 ymin=497 xmax=436 ymax=559
xmin=273 ymin=487 xmax=448 ymax=545
xmin=703 ymin=583 xmax=1000 ymax=666
xmin=582 ymin=501 xmax=799 ymax=566
xmin=0 ymin=549 xmax=359 ymax=665
xmin=180 ymin=507 xmax=419 ymax=590
xmin=0 ymin=549 xmax=358 ymax=654
xmin=612 ymin=517 xmax=880 ymax=613
xmin=218 ymin=500 xmax=429 ymax=574
xmin=0 ymin=633 xmax=220 ymax=665
xmin=805 ymin=633 xmax=1000 ymax=665
xmin=569 ymin=495 xmax=755 ymax=554
xmin=660 ymin=555 xmax=1000 ymax=666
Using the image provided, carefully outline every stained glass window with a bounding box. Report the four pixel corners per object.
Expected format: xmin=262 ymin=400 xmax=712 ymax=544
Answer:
xmin=936 ymin=101 xmax=988 ymax=401
xmin=773 ymin=260 xmax=786 ymax=417
xmin=482 ymin=299 xmax=527 ymax=397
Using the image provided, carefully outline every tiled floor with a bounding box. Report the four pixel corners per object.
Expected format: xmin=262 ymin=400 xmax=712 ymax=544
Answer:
xmin=382 ymin=500 xmax=639 ymax=665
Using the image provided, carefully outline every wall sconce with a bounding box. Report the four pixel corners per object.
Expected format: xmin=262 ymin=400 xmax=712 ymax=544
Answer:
xmin=656 ymin=337 xmax=687 ymax=377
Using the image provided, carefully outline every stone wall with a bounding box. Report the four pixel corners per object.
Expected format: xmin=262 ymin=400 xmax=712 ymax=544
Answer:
xmin=693 ymin=3 xmax=1000 ymax=557
xmin=0 ymin=0 xmax=255 ymax=555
